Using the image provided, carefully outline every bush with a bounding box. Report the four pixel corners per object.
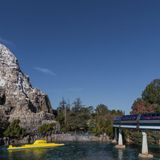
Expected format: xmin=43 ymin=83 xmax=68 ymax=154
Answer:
xmin=38 ymin=123 xmax=56 ymax=136
xmin=3 ymin=119 xmax=26 ymax=138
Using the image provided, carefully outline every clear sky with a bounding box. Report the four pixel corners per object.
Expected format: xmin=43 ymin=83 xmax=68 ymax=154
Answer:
xmin=0 ymin=0 xmax=160 ymax=114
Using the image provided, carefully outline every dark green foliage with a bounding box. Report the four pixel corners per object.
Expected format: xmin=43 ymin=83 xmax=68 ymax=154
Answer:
xmin=56 ymin=98 xmax=70 ymax=132
xmin=0 ymin=120 xmax=9 ymax=137
xmin=38 ymin=123 xmax=56 ymax=136
xmin=142 ymin=79 xmax=160 ymax=104
xmin=129 ymin=79 xmax=160 ymax=144
xmin=155 ymin=104 xmax=160 ymax=112
xmin=129 ymin=131 xmax=142 ymax=144
xmin=56 ymin=98 xmax=123 ymax=137
xmin=3 ymin=120 xmax=26 ymax=138
xmin=127 ymin=130 xmax=160 ymax=144
xmin=91 ymin=104 xmax=123 ymax=136
xmin=131 ymin=79 xmax=160 ymax=114
xmin=0 ymin=111 xmax=9 ymax=137
xmin=131 ymin=98 xmax=155 ymax=114
xmin=66 ymin=98 xmax=91 ymax=132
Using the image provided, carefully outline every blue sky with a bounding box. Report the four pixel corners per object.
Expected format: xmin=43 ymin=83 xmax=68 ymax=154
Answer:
xmin=0 ymin=0 xmax=160 ymax=113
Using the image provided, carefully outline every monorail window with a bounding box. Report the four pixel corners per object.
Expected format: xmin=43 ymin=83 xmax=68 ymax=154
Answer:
xmin=157 ymin=113 xmax=160 ymax=116
xmin=140 ymin=112 xmax=160 ymax=120
xmin=121 ymin=115 xmax=137 ymax=121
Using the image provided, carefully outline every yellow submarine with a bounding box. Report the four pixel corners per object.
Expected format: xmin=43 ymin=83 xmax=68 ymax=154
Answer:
xmin=8 ymin=140 xmax=64 ymax=150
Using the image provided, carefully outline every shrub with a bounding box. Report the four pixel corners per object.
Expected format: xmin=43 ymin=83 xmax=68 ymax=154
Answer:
xmin=3 ymin=119 xmax=26 ymax=138
xmin=38 ymin=123 xmax=56 ymax=136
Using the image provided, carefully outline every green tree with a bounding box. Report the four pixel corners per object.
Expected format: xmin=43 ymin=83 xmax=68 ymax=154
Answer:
xmin=92 ymin=104 xmax=123 ymax=136
xmin=66 ymin=98 xmax=91 ymax=132
xmin=72 ymin=98 xmax=82 ymax=113
xmin=94 ymin=104 xmax=110 ymax=135
xmin=56 ymin=98 xmax=70 ymax=132
xmin=131 ymin=98 xmax=155 ymax=114
xmin=95 ymin=104 xmax=109 ymax=115
xmin=56 ymin=98 xmax=123 ymax=138
xmin=3 ymin=120 xmax=26 ymax=138
xmin=38 ymin=123 xmax=56 ymax=136
xmin=131 ymin=79 xmax=160 ymax=114
xmin=142 ymin=79 xmax=160 ymax=105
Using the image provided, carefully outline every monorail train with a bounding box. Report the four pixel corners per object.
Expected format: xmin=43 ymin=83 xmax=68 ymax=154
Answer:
xmin=113 ymin=112 xmax=160 ymax=130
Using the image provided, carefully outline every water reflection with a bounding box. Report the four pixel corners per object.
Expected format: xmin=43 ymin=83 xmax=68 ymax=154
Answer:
xmin=117 ymin=149 xmax=123 ymax=160
xmin=8 ymin=148 xmax=48 ymax=160
xmin=0 ymin=142 xmax=160 ymax=160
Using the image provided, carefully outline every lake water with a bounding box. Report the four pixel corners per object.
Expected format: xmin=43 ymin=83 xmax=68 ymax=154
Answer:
xmin=0 ymin=142 xmax=160 ymax=160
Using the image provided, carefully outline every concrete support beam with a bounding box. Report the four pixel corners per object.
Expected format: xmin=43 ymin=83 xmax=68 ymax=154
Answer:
xmin=138 ymin=131 xmax=153 ymax=158
xmin=115 ymin=129 xmax=125 ymax=149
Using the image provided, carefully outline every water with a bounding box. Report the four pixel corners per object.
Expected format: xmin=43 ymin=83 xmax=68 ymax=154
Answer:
xmin=0 ymin=142 xmax=160 ymax=160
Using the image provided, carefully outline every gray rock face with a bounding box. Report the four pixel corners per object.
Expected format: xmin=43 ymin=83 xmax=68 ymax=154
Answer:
xmin=0 ymin=87 xmax=5 ymax=105
xmin=0 ymin=43 xmax=55 ymax=130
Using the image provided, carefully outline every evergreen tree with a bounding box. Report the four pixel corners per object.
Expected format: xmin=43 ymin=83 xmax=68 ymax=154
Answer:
xmin=142 ymin=79 xmax=160 ymax=105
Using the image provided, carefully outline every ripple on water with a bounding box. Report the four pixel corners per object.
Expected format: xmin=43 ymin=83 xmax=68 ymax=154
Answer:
xmin=0 ymin=142 xmax=160 ymax=160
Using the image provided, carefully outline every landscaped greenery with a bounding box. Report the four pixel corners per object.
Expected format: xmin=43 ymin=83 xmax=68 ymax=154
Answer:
xmin=38 ymin=123 xmax=56 ymax=136
xmin=131 ymin=79 xmax=160 ymax=114
xmin=56 ymin=98 xmax=123 ymax=136
xmin=3 ymin=119 xmax=26 ymax=138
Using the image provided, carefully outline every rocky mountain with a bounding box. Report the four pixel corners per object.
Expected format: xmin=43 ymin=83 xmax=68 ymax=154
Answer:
xmin=0 ymin=43 xmax=56 ymax=130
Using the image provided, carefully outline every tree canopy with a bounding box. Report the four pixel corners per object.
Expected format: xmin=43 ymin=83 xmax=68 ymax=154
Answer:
xmin=131 ymin=79 xmax=160 ymax=114
xmin=142 ymin=79 xmax=160 ymax=104
xmin=56 ymin=98 xmax=123 ymax=136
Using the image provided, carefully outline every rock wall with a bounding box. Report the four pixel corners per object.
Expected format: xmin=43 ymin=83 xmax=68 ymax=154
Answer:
xmin=0 ymin=43 xmax=56 ymax=130
xmin=2 ymin=134 xmax=110 ymax=146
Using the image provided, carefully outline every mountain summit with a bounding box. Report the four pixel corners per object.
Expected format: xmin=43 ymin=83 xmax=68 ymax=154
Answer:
xmin=0 ymin=44 xmax=55 ymax=130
